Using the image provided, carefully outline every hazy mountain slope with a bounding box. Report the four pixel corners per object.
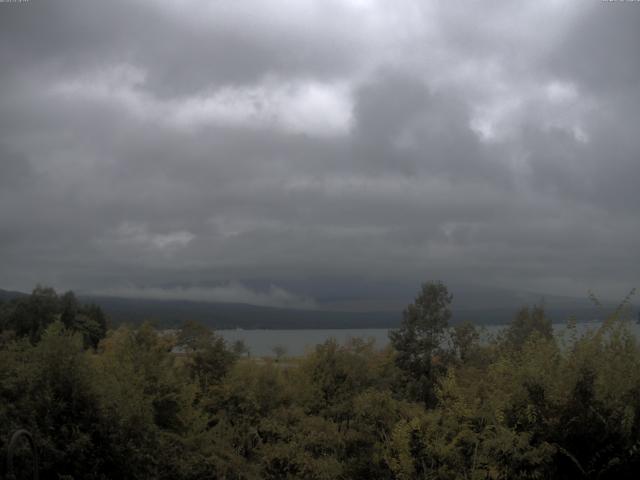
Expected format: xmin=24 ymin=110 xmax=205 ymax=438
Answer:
xmin=2 ymin=286 xmax=631 ymax=329
xmin=79 ymin=295 xmax=400 ymax=329
xmin=81 ymin=291 xmax=619 ymax=329
xmin=0 ymin=288 xmax=28 ymax=301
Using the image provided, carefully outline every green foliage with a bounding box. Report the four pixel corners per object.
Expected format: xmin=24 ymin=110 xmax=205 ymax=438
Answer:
xmin=502 ymin=305 xmax=553 ymax=351
xmin=389 ymin=281 xmax=453 ymax=406
xmin=0 ymin=286 xmax=107 ymax=346
xmin=2 ymin=282 xmax=640 ymax=479
xmin=178 ymin=320 xmax=238 ymax=390
xmin=0 ymin=322 xmax=104 ymax=478
xmin=451 ymin=320 xmax=481 ymax=363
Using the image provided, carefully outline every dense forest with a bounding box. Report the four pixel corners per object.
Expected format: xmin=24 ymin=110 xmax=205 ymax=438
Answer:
xmin=1 ymin=283 xmax=640 ymax=479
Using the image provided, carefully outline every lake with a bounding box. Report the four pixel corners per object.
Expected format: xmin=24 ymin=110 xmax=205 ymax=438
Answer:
xmin=218 ymin=328 xmax=391 ymax=357
xmin=218 ymin=321 xmax=640 ymax=357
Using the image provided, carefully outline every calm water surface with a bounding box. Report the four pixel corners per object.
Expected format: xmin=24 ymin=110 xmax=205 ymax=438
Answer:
xmin=218 ymin=321 xmax=640 ymax=357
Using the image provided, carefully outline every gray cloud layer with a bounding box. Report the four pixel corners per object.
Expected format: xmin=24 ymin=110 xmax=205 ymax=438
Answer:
xmin=1 ymin=0 xmax=639 ymax=305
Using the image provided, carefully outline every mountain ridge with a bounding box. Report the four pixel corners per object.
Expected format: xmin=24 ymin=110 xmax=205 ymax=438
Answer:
xmin=2 ymin=287 xmax=630 ymax=329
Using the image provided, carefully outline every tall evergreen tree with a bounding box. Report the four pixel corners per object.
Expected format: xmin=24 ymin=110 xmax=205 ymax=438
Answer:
xmin=389 ymin=281 xmax=452 ymax=406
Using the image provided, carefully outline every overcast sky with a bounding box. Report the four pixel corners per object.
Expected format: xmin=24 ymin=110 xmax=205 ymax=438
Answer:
xmin=1 ymin=0 xmax=639 ymax=308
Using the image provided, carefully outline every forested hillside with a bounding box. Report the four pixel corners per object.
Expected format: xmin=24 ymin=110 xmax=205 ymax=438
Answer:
xmin=1 ymin=283 xmax=639 ymax=479
xmin=1 ymin=287 xmax=618 ymax=330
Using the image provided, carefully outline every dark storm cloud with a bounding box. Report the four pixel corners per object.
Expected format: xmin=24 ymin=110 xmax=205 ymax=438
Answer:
xmin=0 ymin=145 xmax=33 ymax=188
xmin=0 ymin=0 xmax=364 ymax=95
xmin=0 ymin=0 xmax=638 ymax=305
xmin=548 ymin=3 xmax=640 ymax=93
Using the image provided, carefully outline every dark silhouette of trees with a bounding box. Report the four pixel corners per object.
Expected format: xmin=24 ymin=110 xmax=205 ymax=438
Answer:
xmin=1 ymin=281 xmax=640 ymax=479
xmin=389 ymin=280 xmax=452 ymax=406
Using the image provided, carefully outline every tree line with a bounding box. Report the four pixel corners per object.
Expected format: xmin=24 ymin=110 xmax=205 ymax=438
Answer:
xmin=0 ymin=282 xmax=639 ymax=479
